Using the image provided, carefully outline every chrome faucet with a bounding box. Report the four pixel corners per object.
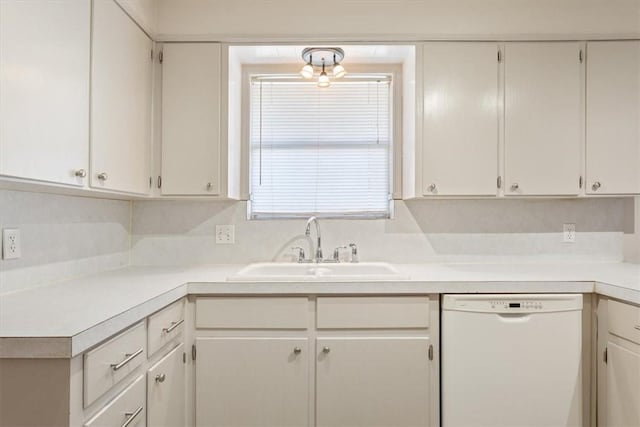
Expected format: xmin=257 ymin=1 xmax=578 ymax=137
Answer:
xmin=305 ymin=216 xmax=323 ymax=262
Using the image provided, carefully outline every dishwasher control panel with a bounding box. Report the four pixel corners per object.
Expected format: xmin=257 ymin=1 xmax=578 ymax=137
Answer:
xmin=442 ymin=294 xmax=583 ymax=313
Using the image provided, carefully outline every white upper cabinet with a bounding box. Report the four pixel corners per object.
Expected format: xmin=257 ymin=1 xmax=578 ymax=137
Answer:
xmin=91 ymin=0 xmax=152 ymax=195
xmin=161 ymin=43 xmax=222 ymax=196
xmin=0 ymin=0 xmax=90 ymax=186
xmin=586 ymin=41 xmax=640 ymax=195
xmin=504 ymin=42 xmax=583 ymax=196
xmin=421 ymin=43 xmax=499 ymax=196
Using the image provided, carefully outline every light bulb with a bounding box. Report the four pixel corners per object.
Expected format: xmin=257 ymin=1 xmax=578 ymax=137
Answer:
xmin=332 ymin=63 xmax=346 ymax=78
xmin=300 ymin=63 xmax=314 ymax=79
xmin=317 ymin=71 xmax=330 ymax=88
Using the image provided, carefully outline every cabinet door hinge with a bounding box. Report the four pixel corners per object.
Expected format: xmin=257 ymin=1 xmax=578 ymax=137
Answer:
xmin=157 ymin=176 xmax=162 ymax=189
xmin=579 ymin=49 xmax=584 ymax=63
xmin=604 ymin=347 xmax=608 ymax=364
xmin=579 ymin=176 xmax=583 ymax=189
xmin=497 ymin=176 xmax=502 ymax=189
xmin=149 ymin=176 xmax=152 ymax=188
xmin=150 ymin=49 xmax=154 ymax=61
xmin=497 ymin=49 xmax=502 ymax=63
xmin=159 ymin=50 xmax=164 ymax=64
xmin=183 ymin=352 xmax=186 ymax=364
xmin=192 ymin=344 xmax=197 ymax=361
xmin=428 ymin=344 xmax=434 ymax=361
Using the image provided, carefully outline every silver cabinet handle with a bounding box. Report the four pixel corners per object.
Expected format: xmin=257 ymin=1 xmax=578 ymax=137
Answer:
xmin=74 ymin=169 xmax=87 ymax=178
xmin=322 ymin=346 xmax=331 ymax=354
xmin=511 ymin=183 xmax=519 ymax=191
xmin=293 ymin=347 xmax=302 ymax=355
xmin=592 ymin=181 xmax=601 ymax=191
xmin=97 ymin=172 xmax=108 ymax=181
xmin=122 ymin=406 xmax=143 ymax=427
xmin=155 ymin=373 xmax=166 ymax=383
xmin=634 ymin=325 xmax=640 ymax=331
xmin=162 ymin=319 xmax=184 ymax=333
xmin=110 ymin=348 xmax=143 ymax=371
xmin=206 ymin=182 xmax=213 ymax=191
xmin=427 ymin=183 xmax=436 ymax=193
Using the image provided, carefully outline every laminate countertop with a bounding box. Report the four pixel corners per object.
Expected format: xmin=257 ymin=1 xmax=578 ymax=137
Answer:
xmin=1 ymin=262 xmax=639 ymax=358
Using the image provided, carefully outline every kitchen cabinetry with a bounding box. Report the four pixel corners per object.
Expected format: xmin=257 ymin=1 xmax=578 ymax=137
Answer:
xmin=147 ymin=343 xmax=185 ymax=427
xmin=90 ymin=0 xmax=152 ymax=195
xmin=193 ymin=295 xmax=439 ymax=427
xmin=504 ymin=42 xmax=583 ymax=196
xmin=421 ymin=42 xmax=499 ymax=196
xmin=0 ymin=0 xmax=90 ymax=186
xmin=195 ymin=337 xmax=310 ymax=426
xmin=599 ymin=298 xmax=640 ymax=427
xmin=161 ymin=43 xmax=223 ymax=196
xmin=586 ymin=41 xmax=640 ymax=195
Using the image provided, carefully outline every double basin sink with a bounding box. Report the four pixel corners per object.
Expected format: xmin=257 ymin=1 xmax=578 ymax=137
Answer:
xmin=228 ymin=262 xmax=409 ymax=282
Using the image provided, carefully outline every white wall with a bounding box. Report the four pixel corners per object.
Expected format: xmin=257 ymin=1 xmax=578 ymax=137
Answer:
xmin=131 ymin=198 xmax=627 ymax=266
xmin=0 ymin=190 xmax=131 ymax=294
xmin=624 ymin=196 xmax=640 ymax=263
xmin=156 ymin=0 xmax=640 ymax=41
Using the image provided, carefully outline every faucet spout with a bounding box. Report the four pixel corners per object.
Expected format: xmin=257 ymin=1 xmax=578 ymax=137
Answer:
xmin=305 ymin=216 xmax=323 ymax=262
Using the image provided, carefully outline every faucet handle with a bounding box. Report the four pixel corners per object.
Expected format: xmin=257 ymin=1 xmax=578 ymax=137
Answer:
xmin=291 ymin=246 xmax=306 ymax=263
xmin=348 ymin=243 xmax=358 ymax=263
xmin=333 ymin=246 xmax=347 ymax=262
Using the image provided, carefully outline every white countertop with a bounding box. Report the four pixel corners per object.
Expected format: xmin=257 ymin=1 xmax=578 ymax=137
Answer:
xmin=1 ymin=262 xmax=639 ymax=358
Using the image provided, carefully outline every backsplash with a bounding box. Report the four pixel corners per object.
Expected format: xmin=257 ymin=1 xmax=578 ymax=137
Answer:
xmin=131 ymin=198 xmax=631 ymax=266
xmin=0 ymin=190 xmax=131 ymax=294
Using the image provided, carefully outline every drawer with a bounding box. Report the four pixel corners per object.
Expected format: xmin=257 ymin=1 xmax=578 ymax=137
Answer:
xmin=317 ymin=297 xmax=430 ymax=329
xmin=148 ymin=299 xmax=185 ymax=357
xmin=84 ymin=322 xmax=147 ymax=407
xmin=196 ymin=297 xmax=308 ymax=329
xmin=608 ymin=299 xmax=640 ymax=345
xmin=84 ymin=375 xmax=146 ymax=427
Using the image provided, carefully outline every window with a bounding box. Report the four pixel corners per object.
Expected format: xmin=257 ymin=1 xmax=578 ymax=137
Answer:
xmin=249 ymin=76 xmax=392 ymax=219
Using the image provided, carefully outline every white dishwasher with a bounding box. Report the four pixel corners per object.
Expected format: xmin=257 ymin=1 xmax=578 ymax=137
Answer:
xmin=442 ymin=294 xmax=583 ymax=427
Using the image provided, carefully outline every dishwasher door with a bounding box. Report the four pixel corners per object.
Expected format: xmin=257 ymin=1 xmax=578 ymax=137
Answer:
xmin=442 ymin=294 xmax=583 ymax=427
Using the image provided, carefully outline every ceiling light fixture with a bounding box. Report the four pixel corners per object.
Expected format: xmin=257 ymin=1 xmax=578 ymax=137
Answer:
xmin=300 ymin=47 xmax=346 ymax=88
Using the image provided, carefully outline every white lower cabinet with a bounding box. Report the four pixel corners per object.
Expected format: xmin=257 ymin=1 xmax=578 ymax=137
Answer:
xmin=147 ymin=343 xmax=185 ymax=427
xmin=195 ymin=337 xmax=310 ymax=427
xmin=193 ymin=295 xmax=438 ymax=427
xmin=316 ymin=337 xmax=431 ymax=427
xmin=84 ymin=375 xmax=146 ymax=427
xmin=606 ymin=342 xmax=640 ymax=427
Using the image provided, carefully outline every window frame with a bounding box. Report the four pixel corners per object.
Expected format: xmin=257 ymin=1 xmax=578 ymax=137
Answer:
xmin=240 ymin=63 xmax=404 ymax=219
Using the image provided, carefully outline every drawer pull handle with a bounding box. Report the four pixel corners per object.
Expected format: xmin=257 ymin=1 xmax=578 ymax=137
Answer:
xmin=634 ymin=325 xmax=640 ymax=331
xmin=162 ymin=319 xmax=184 ymax=333
xmin=110 ymin=348 xmax=144 ymax=371
xmin=293 ymin=347 xmax=302 ymax=355
xmin=323 ymin=346 xmax=331 ymax=354
xmin=122 ymin=406 xmax=143 ymax=427
xmin=155 ymin=373 xmax=166 ymax=383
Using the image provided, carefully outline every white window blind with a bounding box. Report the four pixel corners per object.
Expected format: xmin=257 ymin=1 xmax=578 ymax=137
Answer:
xmin=249 ymin=77 xmax=392 ymax=219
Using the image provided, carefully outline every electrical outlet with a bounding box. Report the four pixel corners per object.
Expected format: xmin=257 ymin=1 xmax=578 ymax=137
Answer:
xmin=215 ymin=225 xmax=235 ymax=244
xmin=563 ymin=223 xmax=576 ymax=243
xmin=2 ymin=228 xmax=21 ymax=259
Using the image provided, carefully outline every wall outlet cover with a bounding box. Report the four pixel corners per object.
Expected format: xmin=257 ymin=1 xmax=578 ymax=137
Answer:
xmin=563 ymin=223 xmax=576 ymax=243
xmin=216 ymin=225 xmax=235 ymax=244
xmin=2 ymin=228 xmax=21 ymax=259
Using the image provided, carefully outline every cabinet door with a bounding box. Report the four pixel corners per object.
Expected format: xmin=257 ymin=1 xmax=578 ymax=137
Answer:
xmin=0 ymin=0 xmax=89 ymax=186
xmin=147 ymin=343 xmax=185 ymax=427
xmin=195 ymin=337 xmax=309 ymax=427
xmin=316 ymin=337 xmax=431 ymax=427
xmin=422 ymin=43 xmax=498 ymax=196
xmin=606 ymin=342 xmax=640 ymax=427
xmin=586 ymin=41 xmax=640 ymax=195
xmin=161 ymin=43 xmax=221 ymax=195
xmin=504 ymin=42 xmax=582 ymax=196
xmin=91 ymin=0 xmax=152 ymax=194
